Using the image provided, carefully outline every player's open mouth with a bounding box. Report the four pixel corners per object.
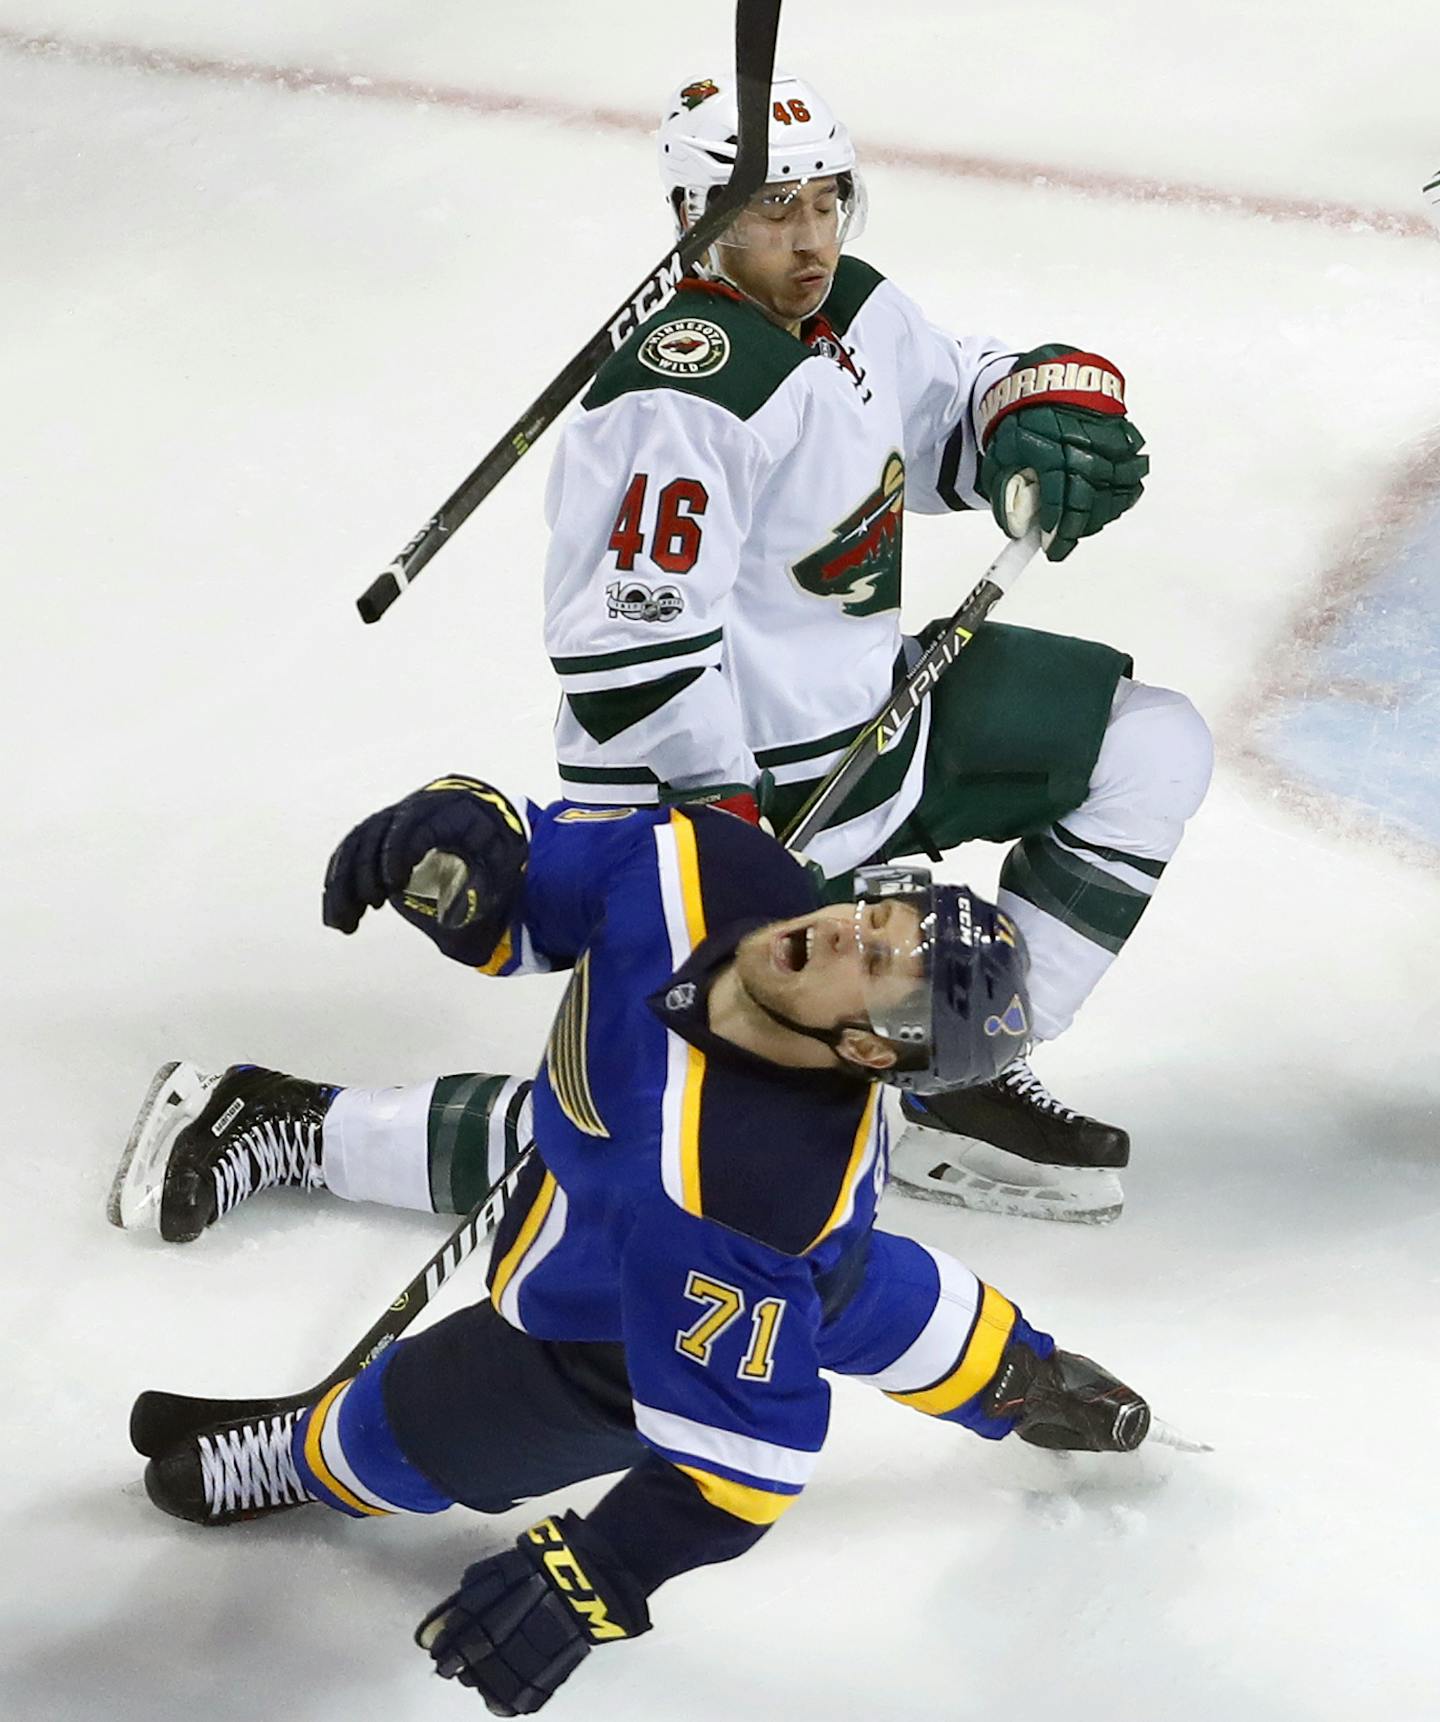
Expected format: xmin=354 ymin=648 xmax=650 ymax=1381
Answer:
xmin=773 ymin=924 xmax=816 ymax=973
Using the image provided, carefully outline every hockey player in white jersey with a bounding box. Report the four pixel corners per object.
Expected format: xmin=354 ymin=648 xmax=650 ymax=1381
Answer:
xmin=111 ymin=73 xmax=1212 ymax=1235
xmin=538 ymin=71 xmax=1213 ymax=1222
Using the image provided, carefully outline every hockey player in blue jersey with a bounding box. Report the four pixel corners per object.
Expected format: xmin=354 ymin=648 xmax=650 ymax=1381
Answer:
xmin=138 ymin=776 xmax=1153 ymax=1716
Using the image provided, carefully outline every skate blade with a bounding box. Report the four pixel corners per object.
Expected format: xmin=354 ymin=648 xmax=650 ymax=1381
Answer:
xmin=890 ymin=1126 xmax=1124 ymax=1225
xmin=1148 ymin=1419 xmax=1213 ymax=1454
xmin=107 ymin=1061 xmax=218 ymax=1231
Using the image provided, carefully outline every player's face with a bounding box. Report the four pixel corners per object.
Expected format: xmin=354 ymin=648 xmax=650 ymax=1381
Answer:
xmin=736 ymin=899 xmax=926 ymax=1036
xmin=716 ymin=177 xmax=842 ymax=325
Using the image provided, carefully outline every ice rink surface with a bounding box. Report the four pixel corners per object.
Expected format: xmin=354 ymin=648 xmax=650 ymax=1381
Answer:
xmin=3 ymin=4 xmax=1440 ymax=1718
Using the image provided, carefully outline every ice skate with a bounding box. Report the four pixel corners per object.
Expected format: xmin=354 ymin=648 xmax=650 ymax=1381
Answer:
xmin=892 ymin=1057 xmax=1127 ymax=1224
xmin=144 ymin=1406 xmax=315 ymax=1526
xmin=108 ymin=1061 xmax=220 ymax=1232
xmin=109 ymin=1061 xmax=332 ymax=1243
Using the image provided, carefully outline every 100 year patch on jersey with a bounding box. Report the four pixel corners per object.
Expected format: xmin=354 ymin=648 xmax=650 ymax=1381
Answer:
xmin=638 ymin=318 xmax=731 ymax=378
xmin=791 ymin=452 xmax=904 ymax=618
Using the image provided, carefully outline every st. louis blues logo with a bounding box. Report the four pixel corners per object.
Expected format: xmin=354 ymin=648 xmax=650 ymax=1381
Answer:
xmin=790 ymin=453 xmax=904 ymax=618
xmin=984 ymin=994 xmax=1030 ymax=1038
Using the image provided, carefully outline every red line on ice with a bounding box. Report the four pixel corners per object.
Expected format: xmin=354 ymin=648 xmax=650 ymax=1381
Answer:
xmin=2 ymin=26 xmax=1432 ymax=242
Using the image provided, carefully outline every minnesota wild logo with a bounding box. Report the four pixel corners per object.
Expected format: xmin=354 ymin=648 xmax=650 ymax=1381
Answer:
xmin=790 ymin=453 xmax=904 ymax=618
xmin=638 ymin=317 xmax=730 ymax=378
xmin=680 ymin=79 xmax=720 ymax=110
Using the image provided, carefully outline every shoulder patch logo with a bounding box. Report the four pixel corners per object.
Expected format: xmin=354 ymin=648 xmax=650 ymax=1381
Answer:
xmin=680 ymin=79 xmax=720 ymax=110
xmin=638 ymin=318 xmax=731 ymax=379
xmin=790 ymin=452 xmax=905 ymax=618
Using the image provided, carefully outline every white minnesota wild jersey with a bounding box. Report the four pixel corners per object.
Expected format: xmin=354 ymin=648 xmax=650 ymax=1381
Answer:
xmin=544 ymin=257 xmax=1019 ymax=876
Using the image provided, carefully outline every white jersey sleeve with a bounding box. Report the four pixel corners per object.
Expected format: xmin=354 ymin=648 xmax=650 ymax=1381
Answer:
xmin=868 ymin=278 xmax=1017 ymax=517
xmin=544 ymin=386 xmax=780 ymax=803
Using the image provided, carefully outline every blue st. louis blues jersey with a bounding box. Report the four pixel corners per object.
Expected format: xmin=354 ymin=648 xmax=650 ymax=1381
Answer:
xmin=484 ymin=801 xmax=1045 ymax=1562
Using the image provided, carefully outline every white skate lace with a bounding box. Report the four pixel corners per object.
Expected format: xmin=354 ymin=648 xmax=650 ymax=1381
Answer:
xmin=213 ymin=1119 xmax=323 ymax=1218
xmin=198 ymin=1412 xmax=308 ymax=1516
xmin=999 ymin=1060 xmax=1079 ymax=1121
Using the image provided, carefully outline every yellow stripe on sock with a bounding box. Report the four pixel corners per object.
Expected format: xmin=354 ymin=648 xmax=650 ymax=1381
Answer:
xmin=303 ymin=1382 xmax=390 ymax=1516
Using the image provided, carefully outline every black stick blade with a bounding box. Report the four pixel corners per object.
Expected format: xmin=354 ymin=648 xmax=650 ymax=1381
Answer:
xmin=357 ymin=570 xmax=400 ymax=624
xmin=130 ymin=1388 xmax=307 ymax=1457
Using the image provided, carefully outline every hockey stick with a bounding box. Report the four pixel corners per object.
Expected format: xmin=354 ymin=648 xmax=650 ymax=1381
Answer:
xmin=354 ymin=0 xmax=783 ymax=625
xmin=780 ymin=488 xmax=1043 ymax=857
xmin=131 ymin=4 xmax=781 ymax=1458
xmin=130 ymin=1152 xmax=529 ymax=1456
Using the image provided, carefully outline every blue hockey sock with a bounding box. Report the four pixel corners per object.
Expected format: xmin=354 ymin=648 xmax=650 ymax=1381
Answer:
xmin=291 ymin=1349 xmax=455 ymax=1518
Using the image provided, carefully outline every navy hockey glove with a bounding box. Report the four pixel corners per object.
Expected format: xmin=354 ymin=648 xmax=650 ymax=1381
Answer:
xmin=416 ymin=1512 xmax=651 ymax=1717
xmin=976 ymin=345 xmax=1148 ymax=562
xmin=985 ymin=1339 xmax=1151 ymax=1452
xmin=322 ymin=774 xmax=527 ymax=966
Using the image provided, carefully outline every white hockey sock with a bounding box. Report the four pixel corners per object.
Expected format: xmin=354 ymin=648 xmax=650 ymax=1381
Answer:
xmin=999 ymin=679 xmax=1213 ymax=1041
xmin=321 ymin=1081 xmax=439 ymax=1213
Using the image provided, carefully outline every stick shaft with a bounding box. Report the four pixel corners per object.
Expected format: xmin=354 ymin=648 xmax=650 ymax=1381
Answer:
xmin=780 ymin=526 xmax=1041 ymax=855
xmin=127 ymin=2 xmax=787 ymax=1457
xmin=356 ymin=0 xmax=783 ymax=624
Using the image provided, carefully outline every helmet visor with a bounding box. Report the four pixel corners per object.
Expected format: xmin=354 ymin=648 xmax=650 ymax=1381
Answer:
xmin=714 ymin=172 xmax=867 ymax=252
xmin=852 ymin=865 xmax=938 ymax=1064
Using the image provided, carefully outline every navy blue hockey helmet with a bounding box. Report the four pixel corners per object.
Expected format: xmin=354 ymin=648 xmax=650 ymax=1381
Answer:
xmin=853 ymin=865 xmax=1031 ymax=1094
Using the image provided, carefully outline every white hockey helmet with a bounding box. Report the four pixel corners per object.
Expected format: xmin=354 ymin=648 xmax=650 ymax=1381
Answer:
xmin=658 ymin=72 xmax=866 ymax=247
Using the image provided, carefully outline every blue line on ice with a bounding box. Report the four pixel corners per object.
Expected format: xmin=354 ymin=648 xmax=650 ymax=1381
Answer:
xmin=1253 ymin=496 xmax=1440 ymax=846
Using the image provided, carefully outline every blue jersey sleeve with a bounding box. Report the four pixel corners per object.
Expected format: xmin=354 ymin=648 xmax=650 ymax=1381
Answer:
xmin=817 ymin=1229 xmax=1053 ymax=1439
xmin=485 ymin=799 xmax=816 ymax=977
xmin=483 ymin=802 xmax=664 ymax=974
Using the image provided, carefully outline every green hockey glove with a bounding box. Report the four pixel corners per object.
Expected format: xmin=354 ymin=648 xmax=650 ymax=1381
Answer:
xmin=977 ymin=345 xmax=1148 ymax=562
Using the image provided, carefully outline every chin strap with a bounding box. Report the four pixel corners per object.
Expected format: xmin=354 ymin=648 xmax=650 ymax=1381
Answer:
xmin=748 ymin=993 xmax=866 ymax=1057
xmin=748 ymin=991 xmax=928 ymax=1086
